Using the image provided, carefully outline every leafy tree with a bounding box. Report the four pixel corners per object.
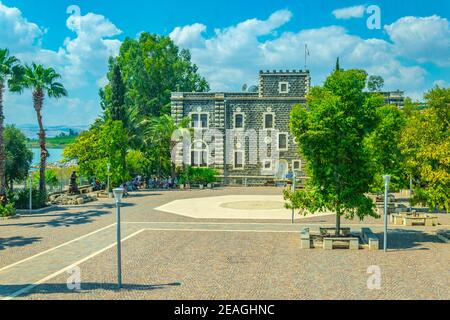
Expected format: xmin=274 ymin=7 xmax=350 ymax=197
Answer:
xmin=108 ymin=62 xmax=126 ymax=121
xmin=367 ymin=75 xmax=384 ymax=92
xmin=12 ymin=63 xmax=67 ymax=193
xmin=126 ymin=150 xmax=150 ymax=177
xmin=101 ymin=33 xmax=209 ymax=118
xmin=366 ymin=105 xmax=407 ymax=192
xmin=64 ymin=120 xmax=130 ymax=187
xmin=0 ymin=48 xmax=22 ymax=204
xmin=335 ymin=57 xmax=340 ymax=71
xmin=284 ymin=69 xmax=383 ymax=235
xmin=4 ymin=125 xmax=32 ymax=190
xmin=400 ymin=86 xmax=450 ymax=212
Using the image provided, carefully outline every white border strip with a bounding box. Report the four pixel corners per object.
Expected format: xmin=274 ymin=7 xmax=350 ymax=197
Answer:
xmin=3 ymin=229 xmax=145 ymax=300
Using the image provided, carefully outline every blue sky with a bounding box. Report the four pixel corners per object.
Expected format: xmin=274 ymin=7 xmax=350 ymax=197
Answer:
xmin=1 ymin=0 xmax=449 ymax=126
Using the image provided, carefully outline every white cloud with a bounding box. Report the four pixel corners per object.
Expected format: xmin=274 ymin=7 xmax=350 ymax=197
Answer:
xmin=332 ymin=5 xmax=366 ymax=20
xmin=1 ymin=2 xmax=122 ymax=125
xmin=385 ymin=15 xmax=450 ymax=66
xmin=0 ymin=1 xmax=45 ymax=51
xmin=170 ymin=10 xmax=430 ymax=98
xmin=170 ymin=23 xmax=206 ymax=48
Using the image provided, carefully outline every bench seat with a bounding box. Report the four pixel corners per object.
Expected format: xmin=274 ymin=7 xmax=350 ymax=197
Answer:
xmin=323 ymin=237 xmax=359 ymax=250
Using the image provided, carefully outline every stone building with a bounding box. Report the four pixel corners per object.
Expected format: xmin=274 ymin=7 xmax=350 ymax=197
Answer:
xmin=170 ymin=70 xmax=405 ymax=185
xmin=171 ymin=70 xmax=310 ymax=185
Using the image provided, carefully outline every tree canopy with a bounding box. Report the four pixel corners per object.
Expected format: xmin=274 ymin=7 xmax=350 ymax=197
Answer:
xmin=100 ymin=33 xmax=209 ymax=118
xmin=400 ymin=86 xmax=450 ymax=212
xmin=4 ymin=125 xmax=32 ymax=189
xmin=285 ymin=69 xmax=384 ymax=234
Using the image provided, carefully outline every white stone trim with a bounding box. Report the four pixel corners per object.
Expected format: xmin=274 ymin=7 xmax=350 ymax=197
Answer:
xmin=278 ymin=81 xmax=290 ymax=94
xmin=189 ymin=112 xmax=209 ymax=129
xmin=233 ymin=150 xmax=245 ymax=170
xmin=233 ymin=112 xmax=245 ymax=130
xmin=262 ymin=112 xmax=275 ymax=129
xmin=292 ymin=160 xmax=301 ymax=171
xmin=262 ymin=159 xmax=273 ymax=171
xmin=277 ymin=132 xmax=288 ymax=151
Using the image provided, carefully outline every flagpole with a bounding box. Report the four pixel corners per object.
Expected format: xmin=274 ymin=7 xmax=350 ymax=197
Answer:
xmin=304 ymin=44 xmax=307 ymax=71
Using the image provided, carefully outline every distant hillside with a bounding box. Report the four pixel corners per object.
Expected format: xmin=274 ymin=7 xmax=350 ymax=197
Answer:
xmin=15 ymin=124 xmax=88 ymax=139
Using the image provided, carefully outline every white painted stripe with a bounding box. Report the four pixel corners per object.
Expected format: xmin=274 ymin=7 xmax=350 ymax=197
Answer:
xmin=3 ymin=229 xmax=145 ymax=300
xmin=0 ymin=223 xmax=116 ymax=273
xmin=143 ymin=228 xmax=301 ymax=233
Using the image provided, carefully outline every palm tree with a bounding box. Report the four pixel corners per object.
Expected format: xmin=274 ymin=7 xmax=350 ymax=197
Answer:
xmin=0 ymin=48 xmax=22 ymax=205
xmin=13 ymin=63 xmax=67 ymax=193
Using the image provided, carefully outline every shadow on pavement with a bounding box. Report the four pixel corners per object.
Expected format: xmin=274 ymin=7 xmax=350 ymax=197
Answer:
xmin=374 ymin=229 xmax=442 ymax=251
xmin=0 ymin=236 xmax=42 ymax=250
xmin=0 ymin=282 xmax=182 ymax=298
xmin=0 ymin=209 xmax=111 ymax=228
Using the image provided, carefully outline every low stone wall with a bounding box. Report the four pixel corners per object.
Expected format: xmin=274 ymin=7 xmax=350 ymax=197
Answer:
xmin=49 ymin=193 xmax=97 ymax=206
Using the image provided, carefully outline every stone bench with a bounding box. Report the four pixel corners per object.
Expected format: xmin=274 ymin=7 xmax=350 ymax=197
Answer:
xmin=403 ymin=215 xmax=438 ymax=226
xmin=361 ymin=228 xmax=379 ymax=251
xmin=320 ymin=227 xmax=351 ymax=237
xmin=300 ymin=228 xmax=311 ymax=249
xmin=323 ymin=237 xmax=359 ymax=250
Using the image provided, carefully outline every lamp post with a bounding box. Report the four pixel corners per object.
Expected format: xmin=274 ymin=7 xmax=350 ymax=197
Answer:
xmin=107 ymin=163 xmax=111 ymax=198
xmin=113 ymin=187 xmax=124 ymax=289
xmin=383 ymin=175 xmax=391 ymax=252
xmin=291 ymin=170 xmax=296 ymax=224
xmin=29 ymin=170 xmax=33 ymax=214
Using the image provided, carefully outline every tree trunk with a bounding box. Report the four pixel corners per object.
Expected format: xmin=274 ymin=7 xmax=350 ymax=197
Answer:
xmin=0 ymin=81 xmax=7 ymax=205
xmin=33 ymin=89 xmax=47 ymax=194
xmin=335 ymin=208 xmax=341 ymax=236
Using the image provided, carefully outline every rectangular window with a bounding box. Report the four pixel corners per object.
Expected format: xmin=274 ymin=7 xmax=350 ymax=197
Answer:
xmin=191 ymin=113 xmax=208 ymax=128
xmin=200 ymin=114 xmax=208 ymax=128
xmin=234 ymin=151 xmax=243 ymax=168
xmin=292 ymin=160 xmax=301 ymax=171
xmin=235 ymin=114 xmax=243 ymax=129
xmin=263 ymin=159 xmax=272 ymax=170
xmin=191 ymin=151 xmax=208 ymax=167
xmin=278 ymin=133 xmax=287 ymax=150
xmin=279 ymin=81 xmax=290 ymax=93
xmin=264 ymin=114 xmax=274 ymax=129
xmin=191 ymin=114 xmax=199 ymax=128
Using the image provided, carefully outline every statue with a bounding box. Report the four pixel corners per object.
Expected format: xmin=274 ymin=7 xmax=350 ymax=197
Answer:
xmin=68 ymin=171 xmax=80 ymax=195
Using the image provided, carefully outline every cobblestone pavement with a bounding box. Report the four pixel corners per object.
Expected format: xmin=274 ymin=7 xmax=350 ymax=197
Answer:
xmin=0 ymin=187 xmax=449 ymax=300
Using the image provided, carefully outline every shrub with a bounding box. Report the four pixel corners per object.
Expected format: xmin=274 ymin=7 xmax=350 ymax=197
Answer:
xmin=7 ymin=188 xmax=48 ymax=210
xmin=182 ymin=167 xmax=218 ymax=185
xmin=0 ymin=203 xmax=16 ymax=217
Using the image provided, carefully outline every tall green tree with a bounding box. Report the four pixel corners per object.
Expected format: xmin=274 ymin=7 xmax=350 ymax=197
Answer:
xmin=366 ymin=105 xmax=407 ymax=192
xmin=285 ymin=69 xmax=383 ymax=235
xmin=12 ymin=63 xmax=67 ymax=193
xmin=400 ymin=87 xmax=450 ymax=212
xmin=4 ymin=125 xmax=32 ymax=190
xmin=0 ymin=48 xmax=22 ymax=204
xmin=108 ymin=62 xmax=126 ymax=121
xmin=367 ymin=75 xmax=385 ymax=92
xmin=101 ymin=33 xmax=209 ymax=118
xmin=64 ymin=120 xmax=130 ymax=187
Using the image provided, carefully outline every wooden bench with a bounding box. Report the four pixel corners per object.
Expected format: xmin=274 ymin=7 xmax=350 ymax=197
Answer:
xmin=320 ymin=227 xmax=351 ymax=237
xmin=361 ymin=228 xmax=379 ymax=251
xmin=300 ymin=228 xmax=311 ymax=249
xmin=323 ymin=237 xmax=359 ymax=250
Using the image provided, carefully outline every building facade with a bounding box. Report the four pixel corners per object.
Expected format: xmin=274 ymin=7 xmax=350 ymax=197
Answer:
xmin=171 ymin=70 xmax=310 ymax=184
xmin=170 ymin=70 xmax=405 ymax=185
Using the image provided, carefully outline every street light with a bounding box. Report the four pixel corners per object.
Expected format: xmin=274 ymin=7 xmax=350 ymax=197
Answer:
xmin=383 ymin=175 xmax=391 ymax=252
xmin=291 ymin=170 xmax=297 ymax=224
xmin=113 ymin=187 xmax=124 ymax=289
xmin=29 ymin=170 xmax=33 ymax=214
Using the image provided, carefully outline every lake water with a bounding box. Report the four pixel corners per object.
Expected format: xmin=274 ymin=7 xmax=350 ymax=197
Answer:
xmin=32 ymin=148 xmax=64 ymax=165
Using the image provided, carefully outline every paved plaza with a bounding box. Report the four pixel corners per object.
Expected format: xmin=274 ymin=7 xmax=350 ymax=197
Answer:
xmin=0 ymin=187 xmax=449 ymax=300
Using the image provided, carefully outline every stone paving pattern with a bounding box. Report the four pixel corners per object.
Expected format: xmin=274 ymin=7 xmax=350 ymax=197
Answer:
xmin=0 ymin=187 xmax=449 ymax=300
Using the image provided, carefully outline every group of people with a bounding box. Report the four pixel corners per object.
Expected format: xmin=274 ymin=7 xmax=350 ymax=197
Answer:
xmin=90 ymin=174 xmax=179 ymax=197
